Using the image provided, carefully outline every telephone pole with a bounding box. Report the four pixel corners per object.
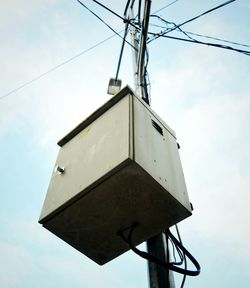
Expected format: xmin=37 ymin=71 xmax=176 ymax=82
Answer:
xmin=130 ymin=1 xmax=175 ymax=287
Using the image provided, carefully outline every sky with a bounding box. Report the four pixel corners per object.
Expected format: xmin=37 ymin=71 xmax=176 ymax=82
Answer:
xmin=0 ymin=0 xmax=249 ymax=287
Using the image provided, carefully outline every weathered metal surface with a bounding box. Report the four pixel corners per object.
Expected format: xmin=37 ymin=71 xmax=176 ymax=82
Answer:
xmin=39 ymin=86 xmax=191 ymax=265
xmin=133 ymin=96 xmax=190 ymax=210
xmin=39 ymin=95 xmax=131 ymax=221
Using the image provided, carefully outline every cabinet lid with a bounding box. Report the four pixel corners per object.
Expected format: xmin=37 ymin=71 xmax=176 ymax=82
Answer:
xmin=57 ymin=85 xmax=176 ymax=147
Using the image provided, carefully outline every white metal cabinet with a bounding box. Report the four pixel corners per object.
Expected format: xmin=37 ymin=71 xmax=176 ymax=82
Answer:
xmin=39 ymin=86 xmax=192 ymax=265
xmin=39 ymin=95 xmax=131 ymax=221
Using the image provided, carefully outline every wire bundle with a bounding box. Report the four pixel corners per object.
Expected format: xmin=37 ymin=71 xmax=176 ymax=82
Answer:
xmin=118 ymin=223 xmax=200 ymax=278
xmin=2 ymin=0 xmax=249 ymax=100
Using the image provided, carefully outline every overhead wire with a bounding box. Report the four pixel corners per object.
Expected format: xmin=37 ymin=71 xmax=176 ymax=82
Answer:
xmin=124 ymin=0 xmax=133 ymax=17
xmin=115 ymin=20 xmax=130 ymax=81
xmin=144 ymin=47 xmax=151 ymax=104
xmin=180 ymin=30 xmax=250 ymax=48
xmin=90 ymin=0 xmax=125 ymax=21
xmin=150 ymin=23 xmax=250 ymax=49
xmin=92 ymin=0 xmax=181 ymax=21
xmin=149 ymin=14 xmax=250 ymax=57
xmin=159 ymin=34 xmax=250 ymax=56
xmin=2 ymin=0 xmax=245 ymax=101
xmin=150 ymin=14 xmax=194 ymax=40
xmin=89 ymin=0 xmax=142 ymax=34
xmin=137 ymin=0 xmax=151 ymax=104
xmin=147 ymin=0 xmax=236 ymax=44
xmin=0 ymin=32 xmax=122 ymax=101
xmin=139 ymin=0 xmax=184 ymax=105
xmin=149 ymin=14 xmax=250 ymax=49
xmin=76 ymin=0 xmax=134 ymax=49
xmin=153 ymin=0 xmax=180 ymax=14
xmin=137 ymin=0 xmax=142 ymax=26
xmin=0 ymin=0 xmax=136 ymax=101
xmin=0 ymin=0 xmax=182 ymax=101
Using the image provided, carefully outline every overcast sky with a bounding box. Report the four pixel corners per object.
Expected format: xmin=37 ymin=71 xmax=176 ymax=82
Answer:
xmin=0 ymin=0 xmax=250 ymax=287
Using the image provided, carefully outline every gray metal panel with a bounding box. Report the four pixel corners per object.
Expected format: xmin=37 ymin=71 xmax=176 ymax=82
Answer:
xmin=39 ymin=95 xmax=131 ymax=221
xmin=42 ymin=162 xmax=190 ymax=265
xmin=133 ymin=96 xmax=191 ymax=212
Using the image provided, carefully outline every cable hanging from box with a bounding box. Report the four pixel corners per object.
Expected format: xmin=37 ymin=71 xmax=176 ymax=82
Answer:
xmin=174 ymin=225 xmax=188 ymax=288
xmin=118 ymin=222 xmax=201 ymax=277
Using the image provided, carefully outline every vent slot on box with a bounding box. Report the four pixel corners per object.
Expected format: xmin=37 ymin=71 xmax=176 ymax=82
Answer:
xmin=151 ymin=119 xmax=163 ymax=136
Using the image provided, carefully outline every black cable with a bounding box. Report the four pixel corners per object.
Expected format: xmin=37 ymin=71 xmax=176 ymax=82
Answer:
xmin=168 ymin=233 xmax=184 ymax=266
xmin=89 ymin=0 xmax=142 ymax=38
xmin=137 ymin=0 xmax=142 ymax=26
xmin=150 ymin=14 xmax=194 ymax=41
xmin=137 ymin=0 xmax=152 ymax=105
xmin=149 ymin=15 xmax=250 ymax=50
xmin=1 ymin=1 xmax=135 ymax=101
xmin=118 ymin=223 xmax=201 ymax=276
xmin=153 ymin=0 xmax=180 ymax=14
xmin=168 ymin=236 xmax=176 ymax=263
xmin=130 ymin=0 xmax=136 ymax=9
xmin=144 ymin=48 xmax=151 ymax=105
xmin=148 ymin=0 xmax=236 ymax=44
xmin=149 ymin=14 xmax=250 ymax=56
xmin=90 ymin=0 xmax=125 ymax=21
xmin=76 ymin=0 xmax=134 ymax=50
xmin=175 ymin=225 xmax=187 ymax=288
xmin=0 ymin=32 xmax=122 ymax=101
xmin=165 ymin=229 xmax=201 ymax=276
xmin=166 ymin=232 xmax=170 ymax=263
xmin=168 ymin=235 xmax=182 ymax=265
xmin=180 ymin=30 xmax=250 ymax=49
xmin=158 ymin=34 xmax=250 ymax=56
xmin=124 ymin=0 xmax=132 ymax=18
xmin=115 ymin=21 xmax=130 ymax=81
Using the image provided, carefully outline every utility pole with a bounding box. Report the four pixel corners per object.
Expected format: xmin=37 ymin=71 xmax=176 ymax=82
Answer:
xmin=130 ymin=1 xmax=175 ymax=287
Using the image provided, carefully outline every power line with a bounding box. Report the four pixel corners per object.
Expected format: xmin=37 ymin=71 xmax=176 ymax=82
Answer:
xmin=149 ymin=15 xmax=250 ymax=50
xmin=179 ymin=30 xmax=250 ymax=49
xmin=149 ymin=13 xmax=250 ymax=56
xmin=90 ymin=0 xmax=125 ymax=21
xmin=153 ymin=0 xmax=180 ymax=14
xmin=0 ymin=32 xmax=121 ymax=101
xmin=159 ymin=34 xmax=250 ymax=56
xmin=1 ymin=0 xmax=243 ymax=101
xmin=76 ymin=0 xmax=133 ymax=49
xmin=150 ymin=15 xmax=250 ymax=56
xmin=88 ymin=0 xmax=181 ymax=31
xmin=124 ymin=0 xmax=134 ymax=18
xmin=115 ymin=22 xmax=130 ymax=81
xmin=90 ymin=0 xmax=181 ymax=21
xmin=148 ymin=0 xmax=236 ymax=44
xmin=1 ymin=0 xmax=136 ymax=101
xmin=90 ymin=0 xmax=144 ymax=35
xmin=77 ymin=0 xmax=136 ymax=89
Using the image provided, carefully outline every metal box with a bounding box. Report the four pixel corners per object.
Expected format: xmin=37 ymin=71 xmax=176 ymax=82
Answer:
xmin=39 ymin=86 xmax=192 ymax=265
